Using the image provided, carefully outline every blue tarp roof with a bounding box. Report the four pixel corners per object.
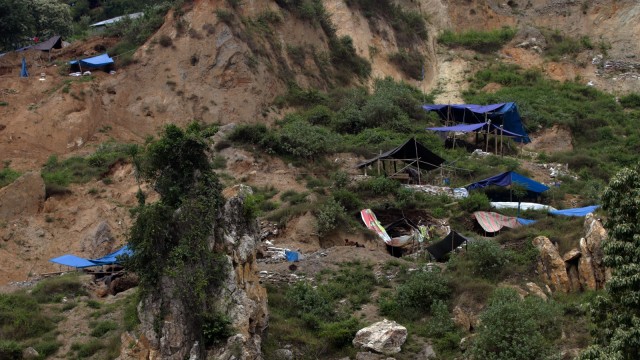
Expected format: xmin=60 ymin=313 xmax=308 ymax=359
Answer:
xmin=517 ymin=218 xmax=537 ymax=225
xmin=426 ymin=122 xmax=525 ymax=139
xmin=49 ymin=245 xmax=132 ymax=268
xmin=422 ymin=102 xmax=531 ymax=143
xmin=549 ymin=205 xmax=600 ymax=217
xmin=69 ymin=53 xmax=114 ymax=68
xmin=466 ymin=171 xmax=549 ymax=193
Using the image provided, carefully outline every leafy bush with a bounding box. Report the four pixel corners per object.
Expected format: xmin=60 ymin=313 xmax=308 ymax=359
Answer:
xmin=438 ymin=27 xmax=516 ymax=52
xmin=459 ymin=192 xmax=490 ymax=212
xmin=0 ymin=165 xmax=20 ymax=188
xmin=355 ymin=176 xmax=401 ymax=196
xmin=543 ymin=30 xmax=593 ymax=59
xmin=381 ymin=270 xmax=451 ymax=320
xmin=462 ymin=239 xmax=509 ymax=278
xmin=158 ymin=34 xmax=172 ymax=47
xmin=329 ymin=35 xmax=371 ymax=82
xmin=619 ymin=93 xmax=640 ymax=109
xmin=332 ymin=188 xmax=362 ymax=211
xmin=316 ymin=198 xmax=347 ymax=236
xmin=471 ymin=288 xmax=561 ymax=360
xmin=201 ymin=311 xmax=233 ymax=346
xmin=318 ymin=317 xmax=361 ymax=347
xmin=389 ymin=49 xmax=424 ymax=80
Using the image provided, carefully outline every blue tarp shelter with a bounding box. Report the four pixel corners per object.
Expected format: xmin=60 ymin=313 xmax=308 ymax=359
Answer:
xmin=20 ymin=57 xmax=28 ymax=77
xmin=69 ymin=53 xmax=114 ymax=69
xmin=422 ymin=102 xmax=531 ymax=143
xmin=466 ymin=171 xmax=549 ymax=194
xmin=49 ymin=245 xmax=132 ymax=268
xmin=426 ymin=122 xmax=525 ymax=139
xmin=549 ymin=205 xmax=599 ymax=217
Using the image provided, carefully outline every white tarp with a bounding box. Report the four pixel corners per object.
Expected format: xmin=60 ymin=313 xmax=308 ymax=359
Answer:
xmin=490 ymin=202 xmax=557 ymax=212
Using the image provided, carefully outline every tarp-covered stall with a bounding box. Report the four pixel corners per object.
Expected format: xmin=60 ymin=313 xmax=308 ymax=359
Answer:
xmin=466 ymin=171 xmax=549 ymax=194
xmin=50 ymin=245 xmax=132 ymax=268
xmin=426 ymin=231 xmax=471 ymax=261
xmin=422 ymin=102 xmax=531 ymax=143
xmin=69 ymin=53 xmax=114 ymax=71
xmin=357 ymin=138 xmax=445 ymax=183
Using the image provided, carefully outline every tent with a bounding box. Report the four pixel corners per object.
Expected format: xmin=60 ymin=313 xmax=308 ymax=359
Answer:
xmin=357 ymin=138 xmax=445 ymax=183
xmin=466 ymin=171 xmax=549 ymax=194
xmin=49 ymin=245 xmax=132 ymax=268
xmin=69 ymin=53 xmax=114 ymax=70
xmin=549 ymin=205 xmax=599 ymax=217
xmin=473 ymin=211 xmax=534 ymax=233
xmin=20 ymin=57 xmax=28 ymax=77
xmin=422 ymin=102 xmax=531 ymax=143
xmin=426 ymin=231 xmax=471 ymax=261
xmin=33 ymin=35 xmax=63 ymax=51
xmin=426 ymin=122 xmax=525 ymax=139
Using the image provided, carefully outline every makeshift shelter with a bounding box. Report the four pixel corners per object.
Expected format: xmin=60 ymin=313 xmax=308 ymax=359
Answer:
xmin=426 ymin=231 xmax=471 ymax=261
xmin=90 ymin=12 xmax=144 ymax=32
xmin=491 ymin=202 xmax=556 ymax=212
xmin=466 ymin=171 xmax=549 ymax=195
xmin=357 ymin=138 xmax=445 ymax=184
xmin=473 ymin=211 xmax=534 ymax=234
xmin=33 ymin=35 xmax=63 ymax=61
xmin=69 ymin=53 xmax=115 ymax=72
xmin=20 ymin=57 xmax=28 ymax=77
xmin=49 ymin=245 xmax=132 ymax=269
xmin=426 ymin=122 xmax=526 ymax=153
xmin=549 ymin=205 xmax=599 ymax=217
xmin=422 ymin=102 xmax=531 ymax=143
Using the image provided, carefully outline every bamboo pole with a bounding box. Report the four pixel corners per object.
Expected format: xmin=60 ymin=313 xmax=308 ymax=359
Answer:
xmin=414 ymin=138 xmax=421 ymax=185
xmin=500 ymin=125 xmax=504 ymax=157
xmin=494 ymin=128 xmax=498 ymax=155
xmin=485 ymin=120 xmax=491 ymax=152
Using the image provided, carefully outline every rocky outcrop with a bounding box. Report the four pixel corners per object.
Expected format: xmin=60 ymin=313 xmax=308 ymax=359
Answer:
xmin=578 ymin=214 xmax=610 ymax=290
xmin=118 ymin=187 xmax=267 ymax=360
xmin=81 ymin=221 xmax=116 ymax=258
xmin=353 ymin=319 xmax=408 ymax=355
xmin=0 ymin=171 xmax=45 ymax=220
xmin=534 ymin=214 xmax=610 ymax=293
xmin=533 ymin=236 xmax=571 ymax=293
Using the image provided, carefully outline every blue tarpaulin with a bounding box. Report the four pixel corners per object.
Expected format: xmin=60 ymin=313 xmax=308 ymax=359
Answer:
xmin=517 ymin=218 xmax=537 ymax=225
xmin=49 ymin=245 xmax=132 ymax=268
xmin=69 ymin=53 xmax=114 ymax=68
xmin=422 ymin=102 xmax=531 ymax=143
xmin=20 ymin=57 xmax=28 ymax=77
xmin=466 ymin=171 xmax=549 ymax=193
xmin=549 ymin=205 xmax=599 ymax=217
xmin=426 ymin=122 xmax=525 ymax=138
xmin=285 ymin=250 xmax=299 ymax=262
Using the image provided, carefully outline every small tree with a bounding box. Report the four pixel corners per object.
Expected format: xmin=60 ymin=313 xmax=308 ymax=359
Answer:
xmin=579 ymin=165 xmax=640 ymax=359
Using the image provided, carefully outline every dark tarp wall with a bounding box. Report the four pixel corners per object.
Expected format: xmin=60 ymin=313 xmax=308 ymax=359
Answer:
xmin=426 ymin=231 xmax=470 ymax=261
xmin=357 ymin=138 xmax=446 ymax=171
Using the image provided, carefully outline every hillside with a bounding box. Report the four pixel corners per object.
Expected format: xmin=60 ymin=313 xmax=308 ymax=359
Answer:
xmin=1 ymin=0 xmax=640 ymax=359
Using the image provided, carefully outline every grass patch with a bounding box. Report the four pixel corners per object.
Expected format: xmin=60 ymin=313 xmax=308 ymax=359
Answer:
xmin=0 ymin=165 xmax=20 ymax=188
xmin=0 ymin=293 xmax=56 ymax=341
xmin=90 ymin=321 xmax=118 ymax=337
xmin=31 ymin=273 xmax=87 ymax=303
xmin=389 ymin=49 xmax=424 ymax=80
xmin=438 ymin=27 xmax=516 ymax=52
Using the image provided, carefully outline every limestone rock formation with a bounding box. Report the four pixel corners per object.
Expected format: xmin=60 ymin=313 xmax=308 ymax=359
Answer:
xmin=532 ymin=236 xmax=571 ymax=293
xmin=0 ymin=171 xmax=45 ymax=220
xmin=119 ymin=188 xmax=267 ymax=360
xmin=81 ymin=221 xmax=116 ymax=258
xmin=578 ymin=214 xmax=610 ymax=290
xmin=353 ymin=319 xmax=408 ymax=355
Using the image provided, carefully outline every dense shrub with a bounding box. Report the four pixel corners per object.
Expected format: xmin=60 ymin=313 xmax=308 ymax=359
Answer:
xmin=461 ymin=239 xmax=509 ymax=278
xmin=31 ymin=274 xmax=87 ymax=303
xmin=381 ymin=270 xmax=451 ymax=320
xmin=459 ymin=192 xmax=490 ymax=212
xmin=329 ymin=35 xmax=372 ymax=81
xmin=277 ymin=119 xmax=337 ymax=158
xmin=355 ymin=176 xmax=401 ymax=196
xmin=316 ymin=198 xmax=347 ymax=236
xmin=471 ymin=288 xmax=561 ymax=360
xmin=619 ymin=93 xmax=640 ymax=109
xmin=201 ymin=311 xmax=234 ymax=346
xmin=0 ymin=165 xmax=20 ymax=188
xmin=389 ymin=49 xmax=425 ymax=80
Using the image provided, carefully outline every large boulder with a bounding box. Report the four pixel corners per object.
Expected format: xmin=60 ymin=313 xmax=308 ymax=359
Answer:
xmin=352 ymin=319 xmax=407 ymax=355
xmin=81 ymin=221 xmax=116 ymax=258
xmin=578 ymin=214 xmax=610 ymax=290
xmin=0 ymin=171 xmax=45 ymax=220
xmin=532 ymin=236 xmax=571 ymax=293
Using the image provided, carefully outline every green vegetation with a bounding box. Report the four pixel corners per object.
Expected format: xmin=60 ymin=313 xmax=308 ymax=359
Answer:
xmin=0 ymin=163 xmax=20 ymax=188
xmin=542 ymin=29 xmax=594 ymax=60
xmin=389 ymin=49 xmax=425 ymax=80
xmin=580 ymin=164 xmax=640 ymax=358
xmin=379 ymin=269 xmax=451 ymax=321
xmin=471 ymin=287 xmax=561 ymax=360
xmin=41 ymin=142 xmax=136 ymax=197
xmin=438 ymin=27 xmax=516 ymax=52
xmin=0 ymin=0 xmax=72 ymax=50
xmin=465 ymin=63 xmax=640 ymax=182
xmin=31 ymin=273 xmax=87 ymax=303
xmin=127 ymin=123 xmax=232 ymax=349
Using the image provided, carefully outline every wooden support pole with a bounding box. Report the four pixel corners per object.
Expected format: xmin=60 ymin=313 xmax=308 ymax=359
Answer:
xmin=500 ymin=125 xmax=504 ymax=157
xmin=414 ymin=138 xmax=421 ymax=185
xmin=494 ymin=128 xmax=498 ymax=155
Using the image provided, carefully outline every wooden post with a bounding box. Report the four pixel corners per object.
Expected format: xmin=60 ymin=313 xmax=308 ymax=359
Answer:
xmin=485 ymin=120 xmax=491 ymax=152
xmin=494 ymin=128 xmax=498 ymax=155
xmin=377 ymin=150 xmax=381 ymax=176
xmin=500 ymin=125 xmax=504 ymax=157
xmin=414 ymin=138 xmax=421 ymax=185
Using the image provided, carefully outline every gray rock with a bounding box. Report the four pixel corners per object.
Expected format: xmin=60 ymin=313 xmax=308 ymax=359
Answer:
xmin=23 ymin=347 xmax=39 ymax=359
xmin=415 ymin=344 xmax=436 ymax=359
xmin=273 ymin=348 xmax=293 ymax=360
xmin=81 ymin=221 xmax=115 ymax=258
xmin=353 ymin=319 xmax=407 ymax=355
